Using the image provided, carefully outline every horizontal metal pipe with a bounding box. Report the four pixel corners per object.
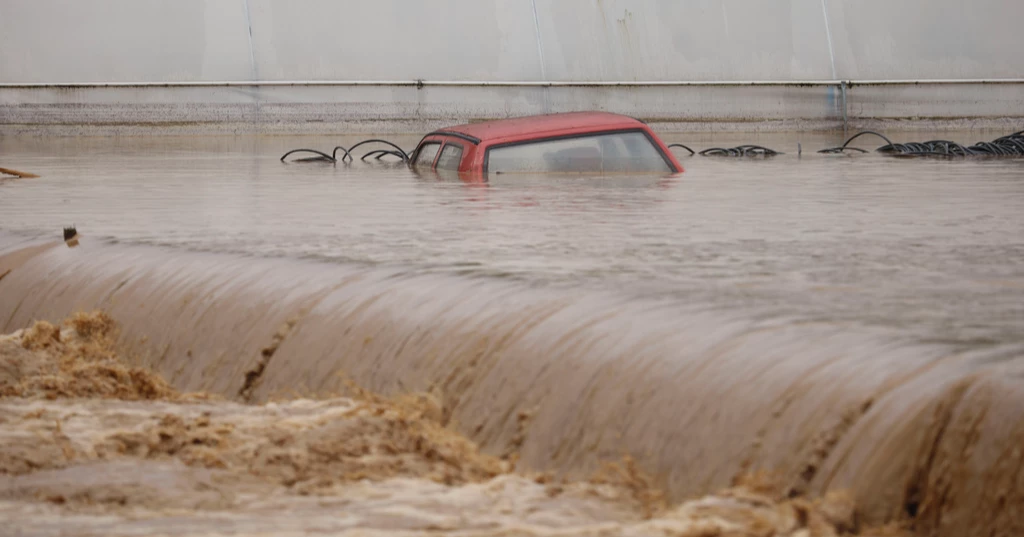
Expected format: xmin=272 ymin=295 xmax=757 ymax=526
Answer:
xmin=1 ymin=79 xmax=1023 ymax=89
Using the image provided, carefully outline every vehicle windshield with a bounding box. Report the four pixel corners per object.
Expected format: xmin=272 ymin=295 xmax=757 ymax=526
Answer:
xmin=486 ymin=131 xmax=671 ymax=174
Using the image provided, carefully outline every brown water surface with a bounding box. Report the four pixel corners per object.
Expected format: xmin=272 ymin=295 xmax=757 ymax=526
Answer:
xmin=1 ymin=131 xmax=1023 ymax=536
xmin=2 ymin=132 xmax=1023 ymax=347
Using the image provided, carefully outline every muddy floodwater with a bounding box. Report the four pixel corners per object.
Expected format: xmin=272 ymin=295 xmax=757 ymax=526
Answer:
xmin=0 ymin=312 xmax=873 ymax=536
xmin=1 ymin=130 xmax=1023 ymax=536
xmin=2 ymin=132 xmax=1023 ymax=348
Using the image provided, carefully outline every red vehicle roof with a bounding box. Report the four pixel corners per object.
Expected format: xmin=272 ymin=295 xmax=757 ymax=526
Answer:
xmin=435 ymin=111 xmax=649 ymax=144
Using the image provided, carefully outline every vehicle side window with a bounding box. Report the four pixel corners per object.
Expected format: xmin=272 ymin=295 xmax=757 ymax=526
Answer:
xmin=435 ymin=143 xmax=464 ymax=171
xmin=486 ymin=131 xmax=670 ymax=174
xmin=413 ymin=142 xmax=441 ymax=168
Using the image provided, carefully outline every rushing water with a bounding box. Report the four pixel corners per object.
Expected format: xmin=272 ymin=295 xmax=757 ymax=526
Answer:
xmin=2 ymin=131 xmax=1024 ymax=535
xmin=2 ymin=132 xmax=1023 ymax=349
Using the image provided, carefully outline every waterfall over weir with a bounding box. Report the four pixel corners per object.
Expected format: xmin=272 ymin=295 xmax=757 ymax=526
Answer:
xmin=1 ymin=232 xmax=1022 ymax=536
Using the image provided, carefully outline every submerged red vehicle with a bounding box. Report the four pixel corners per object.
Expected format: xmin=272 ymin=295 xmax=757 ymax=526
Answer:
xmin=410 ymin=112 xmax=684 ymax=176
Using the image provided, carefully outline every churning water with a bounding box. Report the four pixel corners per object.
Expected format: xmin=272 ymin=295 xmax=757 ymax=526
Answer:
xmin=1 ymin=131 xmax=1023 ymax=535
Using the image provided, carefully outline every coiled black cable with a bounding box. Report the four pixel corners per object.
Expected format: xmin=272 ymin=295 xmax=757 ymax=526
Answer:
xmin=667 ymin=143 xmax=695 ymax=156
xmin=817 ymin=131 xmax=893 ymax=154
xmin=344 ymin=139 xmax=410 ymax=163
xmin=698 ymin=145 xmax=781 ymax=157
xmin=820 ymin=129 xmax=1024 ymax=157
xmin=279 ymin=146 xmax=352 ymax=163
xmin=279 ymin=149 xmax=334 ymax=162
xmin=361 ymin=149 xmax=408 ymax=162
xmin=281 ymin=140 xmax=409 ymax=164
xmin=666 ymin=143 xmax=781 ymax=157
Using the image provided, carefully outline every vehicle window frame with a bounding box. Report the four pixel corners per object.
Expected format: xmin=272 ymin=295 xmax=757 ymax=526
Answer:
xmin=412 ymin=141 xmax=443 ymax=169
xmin=435 ymin=141 xmax=465 ymax=171
xmin=482 ymin=128 xmax=677 ymax=174
xmin=410 ymin=131 xmax=480 ymax=167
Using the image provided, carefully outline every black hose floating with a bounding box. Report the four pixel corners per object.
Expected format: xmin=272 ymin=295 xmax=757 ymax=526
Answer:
xmin=331 ymin=146 xmax=352 ymax=161
xmin=818 ymin=131 xmax=894 ymax=154
xmin=698 ymin=145 xmax=782 ymax=157
xmin=667 ymin=143 xmax=695 ymax=156
xmin=361 ymin=149 xmax=408 ymax=162
xmin=344 ymin=139 xmax=410 ymax=163
xmin=279 ymin=149 xmax=336 ymax=163
xmin=666 ymin=141 xmax=782 ymax=158
xmin=281 ymin=139 xmax=410 ymax=164
xmin=820 ymin=129 xmax=1024 ymax=157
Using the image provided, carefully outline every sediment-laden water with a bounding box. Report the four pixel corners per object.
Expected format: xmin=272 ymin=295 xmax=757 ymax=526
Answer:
xmin=1 ymin=312 xmax=887 ymax=536
xmin=1 ymin=132 xmax=1022 ymax=536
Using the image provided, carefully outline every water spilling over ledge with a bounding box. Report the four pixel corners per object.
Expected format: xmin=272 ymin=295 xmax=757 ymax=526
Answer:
xmin=0 ymin=311 xmax=890 ymax=536
xmin=1 ymin=233 xmax=1022 ymax=536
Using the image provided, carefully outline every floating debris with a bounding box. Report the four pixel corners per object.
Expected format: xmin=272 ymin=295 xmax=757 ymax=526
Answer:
xmin=0 ymin=166 xmax=40 ymax=178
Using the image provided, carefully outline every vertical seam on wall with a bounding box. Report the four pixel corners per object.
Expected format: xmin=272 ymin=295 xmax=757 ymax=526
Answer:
xmin=530 ymin=0 xmax=547 ymax=80
xmin=242 ymin=0 xmax=258 ymax=80
xmin=820 ymin=0 xmax=837 ymax=80
xmin=242 ymin=0 xmax=260 ymax=124
xmin=820 ymin=0 xmax=842 ymax=127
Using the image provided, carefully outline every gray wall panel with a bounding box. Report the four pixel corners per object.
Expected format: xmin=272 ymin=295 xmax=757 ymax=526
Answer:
xmin=0 ymin=0 xmax=253 ymax=83
xmin=4 ymin=0 xmax=1021 ymax=83
xmin=1 ymin=0 xmax=1021 ymax=132
xmin=829 ymin=1 xmax=1024 ymax=80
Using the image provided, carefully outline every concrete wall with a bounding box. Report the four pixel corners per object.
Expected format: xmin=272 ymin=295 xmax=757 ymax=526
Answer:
xmin=1 ymin=0 xmax=1022 ymax=133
